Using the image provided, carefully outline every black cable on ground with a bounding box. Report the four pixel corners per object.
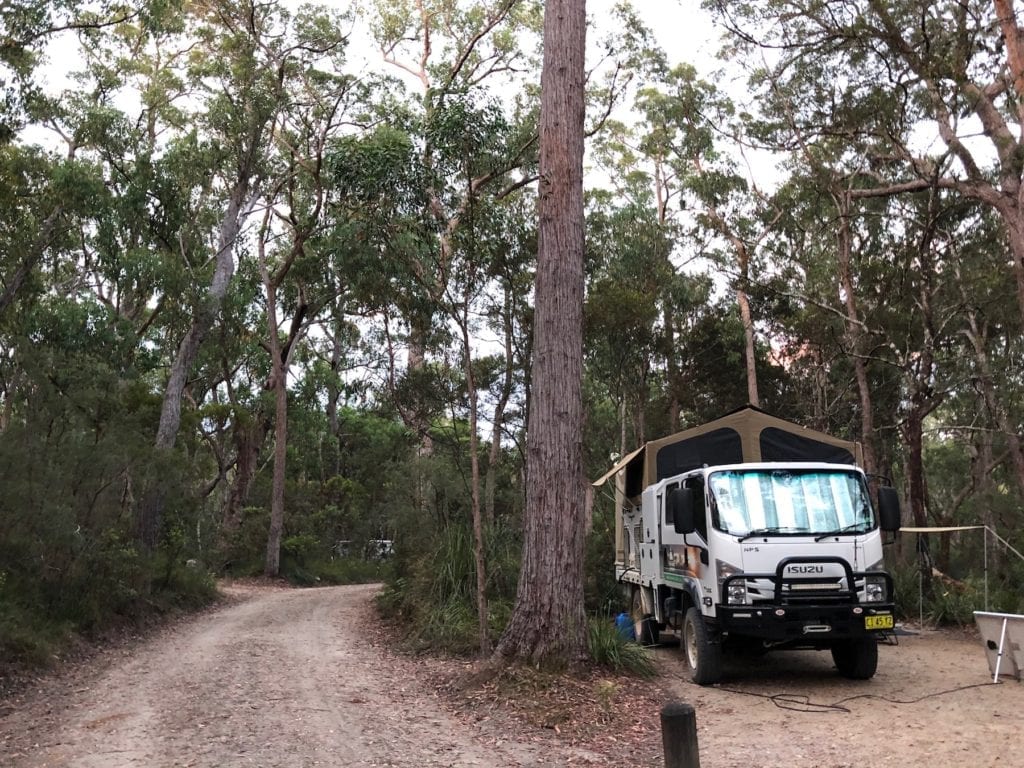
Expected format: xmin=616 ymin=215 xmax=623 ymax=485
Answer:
xmin=717 ymin=680 xmax=1003 ymax=714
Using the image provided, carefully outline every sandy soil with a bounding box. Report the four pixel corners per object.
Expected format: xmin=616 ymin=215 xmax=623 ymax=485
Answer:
xmin=1 ymin=583 xmax=1021 ymax=768
xmin=653 ymin=629 xmax=1024 ymax=768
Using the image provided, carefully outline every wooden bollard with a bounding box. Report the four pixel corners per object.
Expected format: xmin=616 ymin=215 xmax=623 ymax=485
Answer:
xmin=661 ymin=701 xmax=700 ymax=768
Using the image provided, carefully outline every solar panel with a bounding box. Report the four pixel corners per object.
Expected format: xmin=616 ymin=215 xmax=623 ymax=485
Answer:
xmin=973 ymin=611 xmax=1024 ymax=682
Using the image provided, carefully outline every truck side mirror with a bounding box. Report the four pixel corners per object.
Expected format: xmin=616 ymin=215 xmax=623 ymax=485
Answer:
xmin=669 ymin=488 xmax=696 ymax=534
xmin=877 ymin=486 xmax=901 ymax=532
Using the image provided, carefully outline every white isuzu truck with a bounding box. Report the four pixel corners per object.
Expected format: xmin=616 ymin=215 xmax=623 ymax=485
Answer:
xmin=594 ymin=408 xmax=901 ymax=685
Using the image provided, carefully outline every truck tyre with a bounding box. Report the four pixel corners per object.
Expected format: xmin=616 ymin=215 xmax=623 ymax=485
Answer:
xmin=831 ymin=638 xmax=878 ymax=680
xmin=683 ymin=607 xmax=722 ymax=685
xmin=631 ymin=587 xmax=658 ymax=646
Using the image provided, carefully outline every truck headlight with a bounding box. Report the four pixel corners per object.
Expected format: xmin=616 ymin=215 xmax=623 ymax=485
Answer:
xmin=864 ymin=575 xmax=887 ymax=602
xmin=717 ymin=560 xmax=746 ymax=605
xmin=864 ymin=560 xmax=887 ymax=602
xmin=727 ymin=582 xmax=747 ymax=605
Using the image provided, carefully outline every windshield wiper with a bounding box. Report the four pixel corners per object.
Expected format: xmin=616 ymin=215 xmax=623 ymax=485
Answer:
xmin=814 ymin=523 xmax=868 ymax=542
xmin=738 ymin=526 xmax=787 ymax=542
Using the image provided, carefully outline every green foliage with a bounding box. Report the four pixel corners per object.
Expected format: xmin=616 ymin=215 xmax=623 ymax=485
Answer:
xmin=890 ymin=559 xmax=922 ymax=623
xmin=585 ymin=507 xmax=624 ymax=617
xmin=5 ymin=0 xmax=1024 ymax=679
xmin=0 ymin=534 xmax=217 ymax=665
xmin=889 ymin=556 xmax=1017 ymax=628
xmin=379 ymin=516 xmax=520 ymax=654
xmin=0 ymin=599 xmax=67 ymax=667
xmin=925 ymin=578 xmax=983 ymax=627
xmin=313 ymin=557 xmax=392 ymax=586
xmin=219 ymin=506 xmax=273 ymax=577
xmin=275 ymin=533 xmax=393 ymax=586
xmin=587 ymin=617 xmax=656 ymax=677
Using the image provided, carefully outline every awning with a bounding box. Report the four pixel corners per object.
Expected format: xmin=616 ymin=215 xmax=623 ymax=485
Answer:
xmin=901 ymin=526 xmax=985 ymax=533
xmin=591 ymin=445 xmax=644 ymax=488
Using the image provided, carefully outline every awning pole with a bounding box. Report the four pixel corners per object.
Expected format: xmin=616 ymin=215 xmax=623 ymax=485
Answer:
xmin=918 ymin=551 xmax=924 ymax=629
xmin=984 ymin=526 xmax=989 ymax=612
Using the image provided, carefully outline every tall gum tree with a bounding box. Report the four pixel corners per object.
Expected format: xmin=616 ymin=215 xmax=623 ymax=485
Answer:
xmin=624 ymin=63 xmax=783 ymax=412
xmin=138 ymin=0 xmax=294 ymax=547
xmin=364 ymin=0 xmax=543 ymax=653
xmin=366 ymin=0 xmax=542 ymax=413
xmin=495 ymin=0 xmax=588 ymax=666
xmin=253 ymin=6 xmax=365 ymax=577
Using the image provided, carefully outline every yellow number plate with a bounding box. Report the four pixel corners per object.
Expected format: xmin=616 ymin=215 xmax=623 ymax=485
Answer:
xmin=865 ymin=615 xmax=894 ymax=630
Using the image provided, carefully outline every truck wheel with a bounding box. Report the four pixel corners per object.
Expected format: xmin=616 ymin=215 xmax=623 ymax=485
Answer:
xmin=631 ymin=587 xmax=657 ymax=646
xmin=682 ymin=607 xmax=722 ymax=685
xmin=831 ymin=638 xmax=878 ymax=680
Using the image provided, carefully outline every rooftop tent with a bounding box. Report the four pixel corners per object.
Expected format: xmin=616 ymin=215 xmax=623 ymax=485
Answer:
xmin=593 ymin=406 xmax=863 ymax=496
xmin=593 ymin=406 xmax=863 ymax=565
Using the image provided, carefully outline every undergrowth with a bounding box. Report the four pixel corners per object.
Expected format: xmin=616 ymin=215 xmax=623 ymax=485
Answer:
xmin=587 ymin=617 xmax=656 ymax=677
xmin=0 ymin=549 xmax=217 ymax=668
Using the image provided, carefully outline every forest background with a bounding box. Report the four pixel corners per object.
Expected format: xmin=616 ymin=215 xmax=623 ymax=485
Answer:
xmin=2 ymin=0 xmax=1024 ymax=666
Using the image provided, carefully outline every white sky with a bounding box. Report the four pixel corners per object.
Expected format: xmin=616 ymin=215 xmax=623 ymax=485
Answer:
xmin=593 ymin=0 xmax=721 ymax=68
xmin=35 ymin=1 xmax=723 ymax=94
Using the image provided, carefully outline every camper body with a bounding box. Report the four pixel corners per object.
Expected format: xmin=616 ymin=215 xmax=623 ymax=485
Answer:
xmin=597 ymin=408 xmax=901 ymax=684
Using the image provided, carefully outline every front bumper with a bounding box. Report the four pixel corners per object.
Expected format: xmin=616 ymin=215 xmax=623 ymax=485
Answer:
xmin=716 ymin=602 xmax=895 ymax=641
xmin=717 ymin=556 xmax=896 ymax=642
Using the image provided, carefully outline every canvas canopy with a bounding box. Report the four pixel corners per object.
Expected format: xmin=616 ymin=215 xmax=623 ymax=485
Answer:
xmin=595 ymin=407 xmax=863 ymax=566
xmin=593 ymin=406 xmax=863 ymax=499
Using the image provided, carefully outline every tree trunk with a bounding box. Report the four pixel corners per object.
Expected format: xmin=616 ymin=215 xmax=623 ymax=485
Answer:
xmin=155 ymin=179 xmax=249 ymax=451
xmin=495 ymin=0 xmax=587 ymax=666
xmin=619 ymin=399 xmax=627 ymax=460
xmin=736 ymin=281 xmax=760 ymax=408
xmin=963 ymin=305 xmax=1024 ymax=498
xmin=461 ymin=318 xmax=489 ymax=654
xmin=664 ymin=303 xmax=681 ymax=432
xmin=327 ymin=326 xmax=343 ymax=439
xmin=834 ymin=192 xmax=878 ymax=482
xmin=903 ymin=411 xmax=928 ymax=530
xmin=635 ymin=363 xmax=648 ymax=444
xmin=485 ymin=282 xmax=516 ymax=524
xmin=264 ymin=281 xmax=288 ymax=578
xmin=902 ymin=208 xmax=945 ymax=587
xmin=264 ymin=363 xmax=288 ymax=577
xmin=222 ymin=412 xmax=271 ymax=535
xmin=656 ymin=160 xmax=681 ymax=432
xmin=138 ymin=177 xmax=251 ymax=548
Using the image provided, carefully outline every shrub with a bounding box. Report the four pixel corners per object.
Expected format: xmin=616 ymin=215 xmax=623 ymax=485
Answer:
xmin=926 ymin=577 xmax=983 ymax=626
xmin=378 ymin=519 xmax=520 ymax=654
xmin=0 ymin=589 xmax=68 ymax=666
xmin=891 ymin=558 xmax=985 ymax=627
xmin=587 ymin=617 xmax=655 ymax=677
xmin=314 ymin=556 xmax=392 ymax=585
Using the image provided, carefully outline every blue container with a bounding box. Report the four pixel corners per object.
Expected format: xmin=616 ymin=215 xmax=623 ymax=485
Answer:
xmin=614 ymin=612 xmax=635 ymax=641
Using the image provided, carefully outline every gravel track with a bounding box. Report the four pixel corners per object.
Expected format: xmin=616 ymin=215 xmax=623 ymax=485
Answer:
xmin=3 ymin=583 xmax=1023 ymax=768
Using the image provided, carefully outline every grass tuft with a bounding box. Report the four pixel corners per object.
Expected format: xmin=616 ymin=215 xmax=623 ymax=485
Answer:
xmin=587 ymin=617 xmax=656 ymax=677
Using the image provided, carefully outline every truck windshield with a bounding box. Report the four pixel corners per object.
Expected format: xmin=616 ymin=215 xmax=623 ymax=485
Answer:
xmin=708 ymin=469 xmax=873 ymax=537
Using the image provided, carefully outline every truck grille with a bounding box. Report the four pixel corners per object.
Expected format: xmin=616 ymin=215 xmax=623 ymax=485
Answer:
xmin=749 ymin=577 xmax=850 ymax=604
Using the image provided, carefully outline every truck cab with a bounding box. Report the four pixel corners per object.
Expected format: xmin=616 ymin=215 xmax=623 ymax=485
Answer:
xmin=661 ymin=462 xmax=899 ymax=683
xmin=600 ymin=408 xmax=901 ymax=685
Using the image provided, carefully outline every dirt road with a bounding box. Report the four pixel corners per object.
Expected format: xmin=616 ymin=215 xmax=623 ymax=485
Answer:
xmin=2 ymin=583 xmax=1023 ymax=768
xmin=0 ymin=583 xmax=593 ymax=767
